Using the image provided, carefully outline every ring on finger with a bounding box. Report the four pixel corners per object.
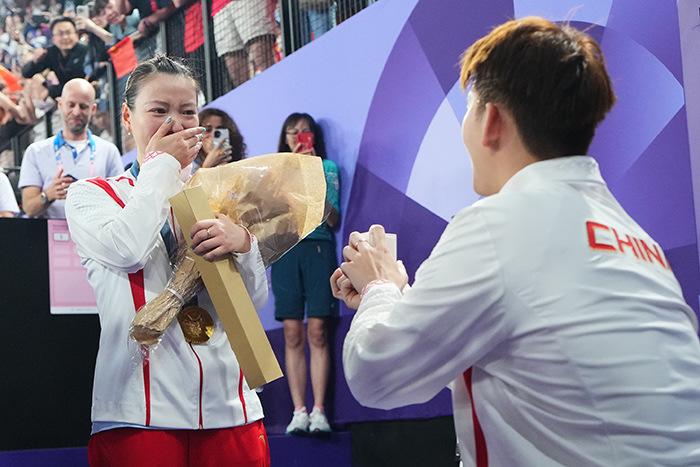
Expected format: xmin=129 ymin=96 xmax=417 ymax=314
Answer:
xmin=206 ymin=227 xmax=212 ymax=239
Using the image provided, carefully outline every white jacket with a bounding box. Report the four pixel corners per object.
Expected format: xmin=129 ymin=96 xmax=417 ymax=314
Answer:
xmin=344 ymin=156 xmax=700 ymax=466
xmin=66 ymin=154 xmax=267 ymax=431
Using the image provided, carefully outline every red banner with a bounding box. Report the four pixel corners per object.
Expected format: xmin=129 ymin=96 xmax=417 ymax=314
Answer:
xmin=108 ymin=36 xmax=139 ymax=79
xmin=0 ymin=65 xmax=22 ymax=93
xmin=184 ymin=1 xmax=204 ymax=53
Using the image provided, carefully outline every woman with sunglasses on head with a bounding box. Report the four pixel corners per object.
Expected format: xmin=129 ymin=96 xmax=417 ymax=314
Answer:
xmin=65 ymin=55 xmax=270 ymax=467
xmin=194 ymin=107 xmax=246 ymax=171
xmin=272 ymin=112 xmax=340 ymax=435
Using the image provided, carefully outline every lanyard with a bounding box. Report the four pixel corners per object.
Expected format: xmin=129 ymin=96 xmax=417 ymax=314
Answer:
xmin=130 ymin=159 xmax=140 ymax=179
xmin=129 ymin=159 xmax=176 ymax=256
xmin=53 ymin=130 xmax=96 ymax=177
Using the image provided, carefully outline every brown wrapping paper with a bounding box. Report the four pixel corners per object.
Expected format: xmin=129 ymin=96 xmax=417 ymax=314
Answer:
xmin=129 ymin=153 xmax=327 ymax=388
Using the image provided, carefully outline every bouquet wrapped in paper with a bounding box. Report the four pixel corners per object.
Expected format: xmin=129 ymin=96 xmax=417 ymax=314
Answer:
xmin=130 ymin=153 xmax=327 ymax=346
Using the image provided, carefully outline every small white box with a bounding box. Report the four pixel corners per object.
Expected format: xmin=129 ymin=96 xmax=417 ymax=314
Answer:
xmin=359 ymin=231 xmax=397 ymax=261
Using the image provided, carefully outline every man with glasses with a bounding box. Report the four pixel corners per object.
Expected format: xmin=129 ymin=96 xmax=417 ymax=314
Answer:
xmin=21 ymin=16 xmax=88 ymax=99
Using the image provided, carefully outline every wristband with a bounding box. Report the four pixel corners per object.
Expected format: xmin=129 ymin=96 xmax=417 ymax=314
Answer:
xmin=142 ymin=150 xmax=166 ymax=165
xmin=360 ymin=279 xmax=392 ymax=297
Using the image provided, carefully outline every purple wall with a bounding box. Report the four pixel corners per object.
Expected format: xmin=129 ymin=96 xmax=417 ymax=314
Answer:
xmin=208 ymin=0 xmax=700 ymax=427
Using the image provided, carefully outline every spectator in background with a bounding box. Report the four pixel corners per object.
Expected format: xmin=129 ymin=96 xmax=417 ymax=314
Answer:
xmin=0 ymin=84 xmax=37 ymax=126
xmin=212 ymin=0 xmax=277 ymax=87
xmin=335 ymin=0 xmax=367 ymax=24
xmin=114 ymin=0 xmax=174 ymax=63
xmin=1 ymin=12 xmax=33 ymax=73
xmin=19 ymin=78 xmax=123 ymax=218
xmin=76 ymin=0 xmax=140 ymax=48
xmin=299 ymin=0 xmax=335 ymax=44
xmin=104 ymin=0 xmax=141 ymax=39
xmin=21 ymin=17 xmax=88 ymax=98
xmin=272 ymin=112 xmax=340 ymax=435
xmin=73 ymin=13 xmax=114 ymax=140
xmin=193 ymin=107 xmax=245 ymax=170
xmin=0 ymin=83 xmax=37 ymax=165
xmin=0 ymin=170 xmax=20 ymax=216
xmin=23 ymin=5 xmax=51 ymax=50
xmin=114 ymin=0 xmax=174 ymax=41
xmin=335 ymin=0 xmax=366 ymax=24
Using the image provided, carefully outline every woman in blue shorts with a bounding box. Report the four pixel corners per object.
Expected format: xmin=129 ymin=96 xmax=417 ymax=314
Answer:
xmin=272 ymin=112 xmax=340 ymax=435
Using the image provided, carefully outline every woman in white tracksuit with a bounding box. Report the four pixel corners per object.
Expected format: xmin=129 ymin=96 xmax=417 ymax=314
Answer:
xmin=66 ymin=55 xmax=270 ymax=467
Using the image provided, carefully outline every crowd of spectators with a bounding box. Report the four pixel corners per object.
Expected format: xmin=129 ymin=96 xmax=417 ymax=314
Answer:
xmin=0 ymin=0 xmax=366 ymax=217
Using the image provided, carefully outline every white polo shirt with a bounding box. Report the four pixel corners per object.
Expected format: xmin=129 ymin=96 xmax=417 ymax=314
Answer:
xmin=0 ymin=171 xmax=19 ymax=214
xmin=344 ymin=156 xmax=700 ymax=466
xmin=19 ymin=131 xmax=124 ymax=218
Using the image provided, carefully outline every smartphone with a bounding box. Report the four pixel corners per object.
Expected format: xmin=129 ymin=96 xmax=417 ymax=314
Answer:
xmin=296 ymin=131 xmax=314 ymax=152
xmin=76 ymin=5 xmax=90 ymax=17
xmin=32 ymin=13 xmax=49 ymax=24
xmin=64 ymin=174 xmax=78 ymax=182
xmin=212 ymin=128 xmax=229 ymax=148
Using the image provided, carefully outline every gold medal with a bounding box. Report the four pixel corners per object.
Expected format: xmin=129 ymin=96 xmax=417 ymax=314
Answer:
xmin=177 ymin=306 xmax=214 ymax=344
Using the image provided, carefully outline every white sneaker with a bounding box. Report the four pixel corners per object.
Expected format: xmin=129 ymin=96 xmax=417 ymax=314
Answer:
xmin=285 ymin=409 xmax=310 ymax=435
xmin=309 ymin=408 xmax=331 ymax=433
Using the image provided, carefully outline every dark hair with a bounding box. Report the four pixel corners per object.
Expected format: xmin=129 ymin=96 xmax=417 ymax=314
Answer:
xmin=277 ymin=112 xmax=327 ymax=159
xmin=460 ymin=17 xmax=615 ymax=159
xmin=123 ymin=54 xmax=200 ymax=109
xmin=49 ymin=16 xmax=77 ymax=34
xmin=92 ymin=0 xmax=110 ymax=16
xmin=198 ymin=107 xmax=246 ymax=162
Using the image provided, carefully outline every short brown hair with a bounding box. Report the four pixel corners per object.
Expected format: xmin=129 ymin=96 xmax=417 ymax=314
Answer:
xmin=460 ymin=17 xmax=615 ymax=159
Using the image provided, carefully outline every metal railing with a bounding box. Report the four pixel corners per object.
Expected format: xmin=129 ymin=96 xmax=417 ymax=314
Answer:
xmin=2 ymin=107 xmax=54 ymax=201
xmin=2 ymin=0 xmax=376 ymax=168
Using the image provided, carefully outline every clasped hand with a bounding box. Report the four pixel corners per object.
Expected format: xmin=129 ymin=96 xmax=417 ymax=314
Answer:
xmin=330 ymin=224 xmax=407 ymax=310
xmin=190 ymin=214 xmax=251 ymax=262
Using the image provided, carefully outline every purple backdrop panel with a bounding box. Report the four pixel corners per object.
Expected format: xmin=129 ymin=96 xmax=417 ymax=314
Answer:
xmin=591 ymin=24 xmax=684 ymax=184
xmin=514 ymin=0 xmax=613 ymax=25
xmin=355 ymin=22 xmax=445 ymax=194
xmin=677 ymin=0 xmax=700 ymax=272
xmin=332 ymin=316 xmax=453 ymax=424
xmin=611 ymin=111 xmax=696 ymax=250
xmin=665 ymin=245 xmax=700 ymax=313
xmin=409 ymin=0 xmax=514 ymax=94
xmin=606 ymin=0 xmax=684 ymax=82
xmin=344 ymin=165 xmax=448 ymax=288
xmin=0 ymin=448 xmax=88 ymax=467
xmin=203 ymin=0 xmax=700 ymax=430
xmin=269 ymin=432 xmax=351 ymax=467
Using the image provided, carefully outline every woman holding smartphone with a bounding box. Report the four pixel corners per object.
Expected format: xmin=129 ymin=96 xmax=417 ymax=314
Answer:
xmin=273 ymin=112 xmax=340 ymax=435
xmin=65 ymin=55 xmax=269 ymax=466
xmin=194 ymin=107 xmax=246 ymax=170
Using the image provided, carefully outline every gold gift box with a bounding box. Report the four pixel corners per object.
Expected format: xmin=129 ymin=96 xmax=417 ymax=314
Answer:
xmin=169 ymin=153 xmax=326 ymax=388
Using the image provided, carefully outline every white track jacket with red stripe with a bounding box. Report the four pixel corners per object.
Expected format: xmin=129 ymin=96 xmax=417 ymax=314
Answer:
xmin=343 ymin=156 xmax=700 ymax=466
xmin=65 ymin=154 xmax=267 ymax=431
